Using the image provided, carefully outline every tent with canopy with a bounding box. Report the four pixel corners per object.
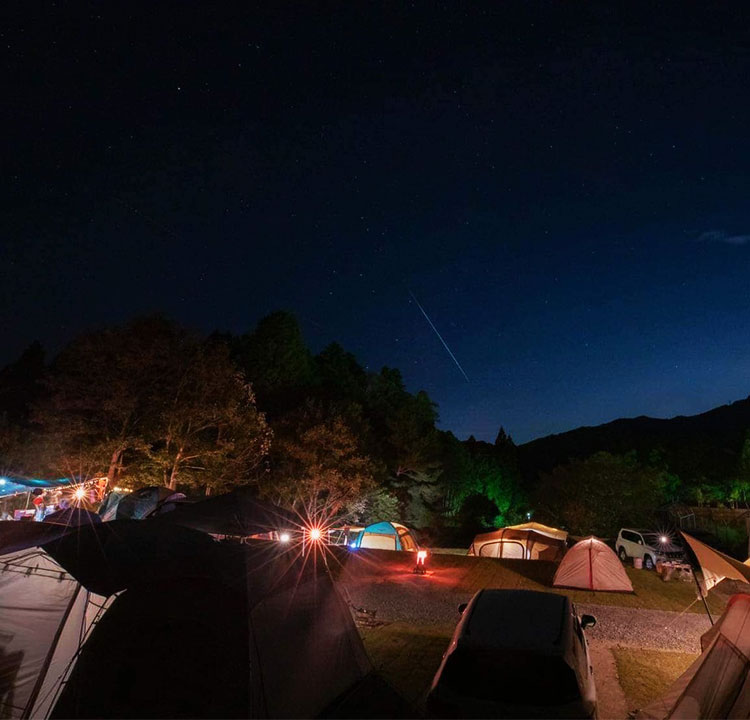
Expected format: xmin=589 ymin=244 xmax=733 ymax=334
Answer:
xmin=468 ymin=522 xmax=568 ymax=560
xmin=637 ymin=594 xmax=750 ymax=718
xmin=553 ymin=537 xmax=634 ymax=592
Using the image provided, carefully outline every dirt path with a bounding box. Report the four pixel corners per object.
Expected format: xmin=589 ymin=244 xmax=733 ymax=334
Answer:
xmin=588 ymin=642 xmax=629 ymax=720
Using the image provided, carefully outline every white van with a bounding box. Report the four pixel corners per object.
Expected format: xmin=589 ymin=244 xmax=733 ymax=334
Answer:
xmin=616 ymin=528 xmax=684 ymax=569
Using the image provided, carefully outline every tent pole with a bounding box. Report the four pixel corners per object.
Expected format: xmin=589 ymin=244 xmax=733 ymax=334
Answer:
xmin=692 ymin=568 xmax=714 ymax=626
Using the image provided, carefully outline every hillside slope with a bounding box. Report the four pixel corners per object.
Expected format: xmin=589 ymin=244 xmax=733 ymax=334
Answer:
xmin=519 ymin=395 xmax=750 ymax=482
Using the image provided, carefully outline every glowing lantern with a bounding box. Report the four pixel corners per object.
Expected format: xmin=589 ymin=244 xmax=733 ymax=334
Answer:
xmin=74 ymin=487 xmax=86 ymax=501
xmin=309 ymin=528 xmax=322 ymax=541
xmin=279 ymin=532 xmax=291 ymax=543
xmin=414 ymin=549 xmax=428 ymax=575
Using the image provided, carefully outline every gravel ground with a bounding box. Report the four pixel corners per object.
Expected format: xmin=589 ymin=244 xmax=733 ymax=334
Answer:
xmin=339 ymin=579 xmax=712 ymax=652
xmin=577 ymin=602 xmax=711 ymax=653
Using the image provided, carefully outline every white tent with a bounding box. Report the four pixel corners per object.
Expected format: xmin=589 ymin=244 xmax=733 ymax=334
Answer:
xmin=553 ymin=537 xmax=633 ymax=592
xmin=638 ymin=593 xmax=750 ymax=718
xmin=0 ymin=548 xmax=109 ymax=719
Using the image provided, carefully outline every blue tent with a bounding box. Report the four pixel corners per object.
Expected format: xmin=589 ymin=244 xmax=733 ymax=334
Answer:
xmin=351 ymin=521 xmax=420 ymax=552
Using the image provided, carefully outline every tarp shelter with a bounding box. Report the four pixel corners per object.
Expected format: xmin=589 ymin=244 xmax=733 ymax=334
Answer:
xmin=637 ymin=594 xmax=750 ymax=718
xmin=681 ymin=531 xmax=750 ymax=593
xmin=0 ymin=522 xmax=110 ymax=719
xmin=468 ymin=524 xmax=567 ymax=560
xmin=0 ymin=477 xmax=71 ymax=499
xmin=350 ymin=521 xmax=419 ymax=551
xmin=553 ymin=537 xmax=634 ymax=592
xmin=0 ymin=518 xmax=373 ymax=718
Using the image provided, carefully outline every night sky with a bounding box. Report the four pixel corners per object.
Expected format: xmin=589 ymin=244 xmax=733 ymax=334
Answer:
xmin=3 ymin=3 xmax=750 ymax=443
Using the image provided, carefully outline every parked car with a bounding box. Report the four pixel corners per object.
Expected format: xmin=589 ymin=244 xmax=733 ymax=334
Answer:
xmin=426 ymin=589 xmax=597 ymax=718
xmin=616 ymin=528 xmax=685 ymax=569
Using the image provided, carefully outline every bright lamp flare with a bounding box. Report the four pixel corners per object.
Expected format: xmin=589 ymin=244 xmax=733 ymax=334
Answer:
xmin=279 ymin=532 xmax=291 ymax=543
xmin=309 ymin=528 xmax=322 ymax=541
xmin=660 ymin=535 xmax=669 ymax=544
xmin=74 ymin=487 xmax=86 ymax=500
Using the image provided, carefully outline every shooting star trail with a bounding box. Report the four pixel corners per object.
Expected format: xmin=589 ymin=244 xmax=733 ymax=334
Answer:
xmin=409 ymin=291 xmax=470 ymax=382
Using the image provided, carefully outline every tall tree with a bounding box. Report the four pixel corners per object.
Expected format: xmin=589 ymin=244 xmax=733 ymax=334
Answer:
xmin=32 ymin=317 xmax=183 ymax=484
xmin=136 ymin=342 xmax=272 ymax=492
xmin=267 ymin=403 xmax=374 ymax=515
xmin=235 ymin=311 xmax=313 ymax=412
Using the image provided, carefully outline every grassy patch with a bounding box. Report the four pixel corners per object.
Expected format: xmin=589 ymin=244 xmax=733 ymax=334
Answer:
xmin=613 ymin=648 xmax=697 ymax=709
xmin=427 ymin=551 xmax=726 ymax=614
xmin=360 ymin=623 xmax=450 ymax=710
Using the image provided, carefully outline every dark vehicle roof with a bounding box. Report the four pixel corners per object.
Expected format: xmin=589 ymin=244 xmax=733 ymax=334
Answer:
xmin=464 ymin=590 xmax=570 ymax=653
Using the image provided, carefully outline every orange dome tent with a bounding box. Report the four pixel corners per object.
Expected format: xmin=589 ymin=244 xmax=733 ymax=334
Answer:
xmin=553 ymin=536 xmax=633 ymax=592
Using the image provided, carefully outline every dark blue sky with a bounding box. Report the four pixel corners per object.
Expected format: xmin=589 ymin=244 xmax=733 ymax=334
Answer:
xmin=3 ymin=2 xmax=750 ymax=442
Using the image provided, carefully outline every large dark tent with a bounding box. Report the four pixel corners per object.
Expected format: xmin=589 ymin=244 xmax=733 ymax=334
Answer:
xmin=0 ymin=519 xmax=373 ymax=718
xmin=154 ymin=486 xmax=298 ymax=539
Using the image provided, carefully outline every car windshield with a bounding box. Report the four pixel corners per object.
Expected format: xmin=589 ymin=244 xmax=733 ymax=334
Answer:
xmin=439 ymin=649 xmax=580 ymax=705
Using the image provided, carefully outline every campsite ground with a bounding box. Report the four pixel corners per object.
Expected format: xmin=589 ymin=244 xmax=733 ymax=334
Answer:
xmin=332 ymin=547 xmax=731 ymax=718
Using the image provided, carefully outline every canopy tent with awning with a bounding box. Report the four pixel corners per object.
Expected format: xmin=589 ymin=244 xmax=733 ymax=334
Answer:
xmin=637 ymin=594 xmax=750 ymax=719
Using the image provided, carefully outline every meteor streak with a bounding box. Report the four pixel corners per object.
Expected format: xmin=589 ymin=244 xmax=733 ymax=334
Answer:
xmin=409 ymin=291 xmax=470 ymax=382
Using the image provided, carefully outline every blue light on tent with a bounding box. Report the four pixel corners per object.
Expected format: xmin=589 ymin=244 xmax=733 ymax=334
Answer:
xmin=0 ymin=478 xmax=6 ymax=485
xmin=349 ymin=543 xmax=357 ymax=550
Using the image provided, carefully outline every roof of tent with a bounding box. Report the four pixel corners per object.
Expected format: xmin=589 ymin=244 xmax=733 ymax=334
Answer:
xmin=637 ymin=594 xmax=750 ymax=719
xmin=468 ymin=525 xmax=567 ymax=560
xmin=361 ymin=521 xmax=411 ymax=535
xmin=504 ymin=521 xmax=568 ymax=542
xmin=0 ymin=518 xmax=373 ymax=718
xmin=553 ymin=537 xmax=634 ymax=592
xmin=154 ymin=486 xmax=297 ymax=537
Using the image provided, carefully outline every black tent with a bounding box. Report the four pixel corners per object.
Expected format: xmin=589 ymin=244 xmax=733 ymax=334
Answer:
xmin=1 ymin=520 xmax=372 ymax=718
xmin=154 ymin=486 xmax=298 ymax=538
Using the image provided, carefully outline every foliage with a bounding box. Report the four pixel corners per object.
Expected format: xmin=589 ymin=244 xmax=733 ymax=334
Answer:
xmin=534 ymin=451 xmax=667 ymax=537
xmin=134 ymin=342 xmax=272 ymax=492
xmin=267 ymin=403 xmax=375 ymax=514
xmin=442 ymin=435 xmax=525 ymax=529
xmin=234 ymin=311 xmax=314 ymax=411
xmin=31 ymin=317 xmax=271 ymax=493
